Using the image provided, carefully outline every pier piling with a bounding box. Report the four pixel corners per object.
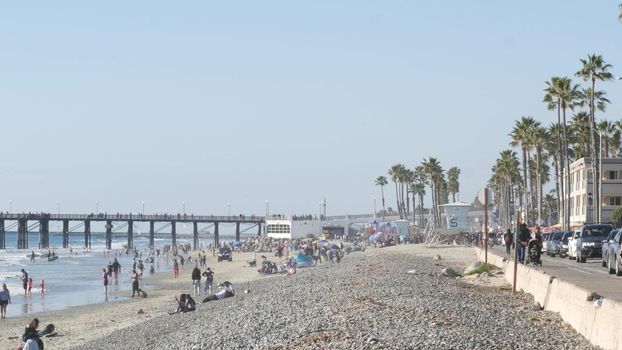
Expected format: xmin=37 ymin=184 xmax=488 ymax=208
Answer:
xmin=193 ymin=222 xmax=198 ymax=250
xmin=0 ymin=220 xmax=5 ymax=249
xmin=39 ymin=219 xmax=49 ymax=249
xmin=127 ymin=220 xmax=133 ymax=250
xmin=106 ymin=220 xmax=112 ymax=250
xmin=149 ymin=221 xmax=155 ymax=249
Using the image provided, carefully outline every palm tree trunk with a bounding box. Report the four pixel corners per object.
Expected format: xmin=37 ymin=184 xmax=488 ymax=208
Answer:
xmin=556 ymin=101 xmax=565 ymax=229
xmin=562 ymin=107 xmax=571 ymax=230
xmin=394 ymin=182 xmax=399 ymax=219
xmin=553 ymin=154 xmax=561 ymax=226
xmin=537 ymin=149 xmax=542 ymax=226
xmin=590 ymin=77 xmax=599 ymax=222
xmin=522 ymin=147 xmax=529 ymax=225
xmin=381 ymin=186 xmax=386 ymax=220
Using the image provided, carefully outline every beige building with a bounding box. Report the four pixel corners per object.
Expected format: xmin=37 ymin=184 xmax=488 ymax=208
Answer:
xmin=567 ymin=157 xmax=622 ymax=227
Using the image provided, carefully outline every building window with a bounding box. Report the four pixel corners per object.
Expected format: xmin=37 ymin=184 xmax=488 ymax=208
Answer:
xmin=605 ymin=171 xmax=621 ymax=180
xmin=604 ymin=196 xmax=622 ymax=206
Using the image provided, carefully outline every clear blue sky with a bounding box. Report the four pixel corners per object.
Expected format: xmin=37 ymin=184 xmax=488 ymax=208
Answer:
xmin=1 ymin=1 xmax=621 ymax=216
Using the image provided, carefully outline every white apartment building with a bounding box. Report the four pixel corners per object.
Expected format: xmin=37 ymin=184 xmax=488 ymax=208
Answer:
xmin=567 ymin=157 xmax=622 ymax=227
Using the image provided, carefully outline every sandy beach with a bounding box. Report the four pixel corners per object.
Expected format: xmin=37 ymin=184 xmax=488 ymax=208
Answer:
xmin=0 ymin=250 xmax=268 ymax=350
xmin=1 ymin=245 xmax=597 ymax=349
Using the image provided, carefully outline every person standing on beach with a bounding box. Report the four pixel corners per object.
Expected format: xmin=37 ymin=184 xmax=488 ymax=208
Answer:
xmin=112 ymin=258 xmax=121 ymax=279
xmin=191 ymin=264 xmax=201 ymax=296
xmin=173 ymin=259 xmax=180 ymax=278
xmin=20 ymin=269 xmax=29 ymax=296
xmin=131 ymin=270 xmax=140 ymax=297
xmin=202 ymin=268 xmax=214 ymax=295
xmin=27 ymin=278 xmax=33 ymax=297
xmin=30 ymin=250 xmax=35 ymax=262
xmin=39 ymin=280 xmax=45 ymax=295
xmin=102 ymin=268 xmax=109 ymax=294
xmin=0 ymin=283 xmax=11 ymax=318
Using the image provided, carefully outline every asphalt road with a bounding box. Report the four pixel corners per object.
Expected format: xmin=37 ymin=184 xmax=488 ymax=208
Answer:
xmin=488 ymin=244 xmax=622 ymax=302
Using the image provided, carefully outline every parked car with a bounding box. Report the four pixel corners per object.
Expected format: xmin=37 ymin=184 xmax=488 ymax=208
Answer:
xmin=559 ymin=231 xmax=573 ymax=258
xmin=606 ymin=229 xmax=622 ymax=276
xmin=574 ymin=224 xmax=613 ymax=263
xmin=602 ymin=229 xmax=620 ymax=267
xmin=546 ymin=231 xmax=564 ymax=257
xmin=217 ymin=247 xmax=233 ymax=262
xmin=568 ymin=230 xmax=581 ymax=260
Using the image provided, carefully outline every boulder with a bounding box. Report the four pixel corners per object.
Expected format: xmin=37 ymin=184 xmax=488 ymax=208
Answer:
xmin=463 ymin=261 xmax=484 ymax=275
xmin=407 ymin=269 xmax=417 ymax=274
xmin=478 ymin=272 xmax=491 ymax=279
xmin=432 ymin=255 xmax=442 ymax=261
xmin=441 ymin=267 xmax=460 ymax=277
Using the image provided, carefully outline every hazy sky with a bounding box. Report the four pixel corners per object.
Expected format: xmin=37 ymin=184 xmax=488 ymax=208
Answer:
xmin=1 ymin=1 xmax=621 ymax=216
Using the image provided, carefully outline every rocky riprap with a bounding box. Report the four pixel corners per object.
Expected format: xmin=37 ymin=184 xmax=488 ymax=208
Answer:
xmin=71 ymin=250 xmax=599 ymax=350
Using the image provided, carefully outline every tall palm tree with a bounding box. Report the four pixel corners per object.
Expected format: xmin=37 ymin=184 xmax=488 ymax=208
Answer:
xmin=532 ymin=125 xmax=548 ymax=226
xmin=388 ymin=164 xmax=403 ymax=219
xmin=489 ymin=150 xmax=521 ymax=230
xmin=509 ymin=116 xmax=538 ymax=225
xmin=422 ymin=157 xmax=443 ymax=226
xmin=411 ymin=182 xmax=426 ymax=226
xmin=545 ymin=123 xmax=562 ymax=225
xmin=447 ymin=167 xmax=461 ymax=202
xmin=598 ymin=120 xmax=617 ymax=158
xmin=375 ymin=176 xmax=388 ymax=220
xmin=544 ymin=76 xmax=581 ymax=230
xmin=576 ymin=55 xmax=613 ymax=222
xmin=569 ymin=112 xmax=591 ymax=159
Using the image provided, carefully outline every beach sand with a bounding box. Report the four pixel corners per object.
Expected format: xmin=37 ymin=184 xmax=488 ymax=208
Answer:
xmin=0 ymin=251 xmax=269 ymax=350
xmin=0 ymin=245 xmax=494 ymax=349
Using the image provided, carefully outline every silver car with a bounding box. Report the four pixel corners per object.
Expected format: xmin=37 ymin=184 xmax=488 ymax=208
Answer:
xmin=606 ymin=229 xmax=622 ymax=276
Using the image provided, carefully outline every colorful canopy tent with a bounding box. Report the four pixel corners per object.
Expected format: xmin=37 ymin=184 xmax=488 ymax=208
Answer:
xmin=369 ymin=231 xmax=384 ymax=243
xmin=291 ymin=253 xmax=313 ymax=267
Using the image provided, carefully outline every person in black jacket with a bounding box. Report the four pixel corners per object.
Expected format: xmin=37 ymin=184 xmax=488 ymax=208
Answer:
xmin=191 ymin=264 xmax=201 ymax=297
xmin=518 ymin=224 xmax=531 ymax=264
xmin=503 ymin=229 xmax=513 ymax=255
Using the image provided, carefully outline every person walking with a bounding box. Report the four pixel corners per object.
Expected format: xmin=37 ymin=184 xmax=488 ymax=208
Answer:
xmin=102 ymin=268 xmax=109 ymax=294
xmin=191 ymin=264 xmax=201 ymax=297
xmin=173 ymin=259 xmax=180 ymax=278
xmin=518 ymin=223 xmax=531 ymax=264
xmin=202 ymin=268 xmax=214 ymax=295
xmin=20 ymin=269 xmax=29 ymax=296
xmin=504 ymin=229 xmax=513 ymax=255
xmin=0 ymin=283 xmax=11 ymax=318
xmin=131 ymin=270 xmax=140 ymax=297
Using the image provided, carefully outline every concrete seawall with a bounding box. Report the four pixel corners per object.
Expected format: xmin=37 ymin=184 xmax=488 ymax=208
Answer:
xmin=475 ymin=248 xmax=621 ymax=350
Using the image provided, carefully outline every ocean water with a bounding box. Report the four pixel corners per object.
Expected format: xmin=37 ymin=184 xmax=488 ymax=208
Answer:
xmin=0 ymin=232 xmax=237 ymax=318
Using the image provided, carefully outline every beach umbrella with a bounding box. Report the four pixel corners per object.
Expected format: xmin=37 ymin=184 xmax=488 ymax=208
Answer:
xmin=328 ymin=243 xmax=340 ymax=250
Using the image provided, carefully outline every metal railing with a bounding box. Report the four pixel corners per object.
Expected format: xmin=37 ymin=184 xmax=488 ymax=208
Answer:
xmin=0 ymin=213 xmax=265 ymax=223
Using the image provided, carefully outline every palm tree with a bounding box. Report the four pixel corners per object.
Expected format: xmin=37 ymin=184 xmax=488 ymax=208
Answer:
xmin=388 ymin=164 xmax=403 ymax=219
xmin=447 ymin=167 xmax=461 ymax=202
xmin=545 ymin=123 xmax=562 ymax=225
xmin=489 ymin=150 xmax=521 ymax=230
xmin=532 ymin=125 xmax=548 ymax=226
xmin=544 ymin=76 xmax=581 ymax=230
xmin=422 ymin=157 xmax=443 ymax=226
xmin=576 ymin=55 xmax=613 ymax=222
xmin=509 ymin=116 xmax=538 ymax=225
xmin=411 ymin=182 xmax=426 ymax=226
xmin=598 ymin=120 xmax=617 ymax=158
xmin=569 ymin=112 xmax=591 ymax=159
xmin=375 ymin=176 xmax=388 ymax=220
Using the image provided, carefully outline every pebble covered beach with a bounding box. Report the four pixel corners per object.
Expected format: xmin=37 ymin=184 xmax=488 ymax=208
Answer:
xmin=61 ymin=245 xmax=598 ymax=350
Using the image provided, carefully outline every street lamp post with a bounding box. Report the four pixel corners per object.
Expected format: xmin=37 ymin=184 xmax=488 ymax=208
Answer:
xmin=57 ymin=201 xmax=60 ymax=215
xmin=182 ymin=202 xmax=185 ymax=215
xmin=373 ymin=197 xmax=377 ymax=218
xmin=228 ymin=203 xmax=231 ymax=217
xmin=142 ymin=201 xmax=145 ymax=216
xmin=265 ymin=200 xmax=270 ymax=218
xmin=96 ymin=201 xmax=99 ymax=214
xmin=9 ymin=200 xmax=12 ymax=213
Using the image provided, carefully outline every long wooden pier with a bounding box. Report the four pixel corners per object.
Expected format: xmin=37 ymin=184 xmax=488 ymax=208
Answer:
xmin=0 ymin=213 xmax=264 ymax=250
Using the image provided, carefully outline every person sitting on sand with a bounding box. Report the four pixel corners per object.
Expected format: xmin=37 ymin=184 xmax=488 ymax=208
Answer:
xmin=20 ymin=318 xmax=43 ymax=350
xmin=173 ymin=293 xmax=195 ymax=313
xmin=202 ymin=281 xmax=234 ymax=303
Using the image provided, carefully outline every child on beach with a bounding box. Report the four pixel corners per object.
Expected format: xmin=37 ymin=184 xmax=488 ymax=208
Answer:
xmin=173 ymin=259 xmax=179 ymax=278
xmin=39 ymin=280 xmax=45 ymax=295
xmin=27 ymin=278 xmax=33 ymax=297
xmin=102 ymin=268 xmax=109 ymax=294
